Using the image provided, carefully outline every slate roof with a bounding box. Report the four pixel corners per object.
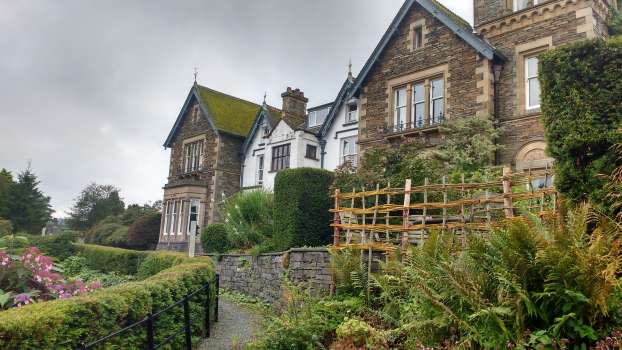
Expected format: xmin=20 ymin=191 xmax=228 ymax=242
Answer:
xmin=164 ymin=84 xmax=262 ymax=147
xmin=348 ymin=0 xmax=505 ymax=99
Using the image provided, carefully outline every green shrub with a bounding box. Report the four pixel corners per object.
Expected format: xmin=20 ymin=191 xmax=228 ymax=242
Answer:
xmin=223 ymin=189 xmax=274 ymax=249
xmin=59 ymin=256 xmax=134 ymax=288
xmin=75 ymin=244 xmax=150 ymax=276
xmin=273 ymin=168 xmax=334 ymax=251
xmin=84 ymin=221 xmax=129 ymax=248
xmin=127 ymin=212 xmax=161 ymax=250
xmin=201 ymin=224 xmax=230 ymax=253
xmin=540 ymin=38 xmax=622 ymax=212
xmin=24 ymin=231 xmax=79 ymax=260
xmin=0 ymin=260 xmax=216 ymax=349
xmin=0 ymin=219 xmax=12 ymax=237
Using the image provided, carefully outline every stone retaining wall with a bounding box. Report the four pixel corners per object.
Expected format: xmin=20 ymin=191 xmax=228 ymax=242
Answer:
xmin=208 ymin=248 xmax=332 ymax=304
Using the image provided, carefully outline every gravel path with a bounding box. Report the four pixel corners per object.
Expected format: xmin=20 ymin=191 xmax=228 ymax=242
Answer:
xmin=197 ymin=299 xmax=263 ymax=350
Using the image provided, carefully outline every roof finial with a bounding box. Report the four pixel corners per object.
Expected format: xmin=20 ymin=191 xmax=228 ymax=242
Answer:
xmin=263 ymin=91 xmax=267 ymax=104
xmin=193 ymin=67 xmax=198 ymax=83
xmin=348 ymin=59 xmax=353 ymax=80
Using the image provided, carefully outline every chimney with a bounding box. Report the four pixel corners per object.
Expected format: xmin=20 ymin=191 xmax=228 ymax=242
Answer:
xmin=281 ymin=87 xmax=308 ymax=117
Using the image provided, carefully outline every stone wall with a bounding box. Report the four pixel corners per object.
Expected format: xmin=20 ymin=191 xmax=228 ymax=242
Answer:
xmin=210 ymin=248 xmax=332 ymax=304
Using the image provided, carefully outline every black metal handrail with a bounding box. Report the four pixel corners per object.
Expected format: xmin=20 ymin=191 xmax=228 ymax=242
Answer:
xmin=82 ymin=274 xmax=219 ymax=350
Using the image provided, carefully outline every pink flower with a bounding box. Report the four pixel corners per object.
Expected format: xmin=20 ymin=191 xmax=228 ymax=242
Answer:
xmin=13 ymin=293 xmax=33 ymax=307
xmin=0 ymin=251 xmax=11 ymax=267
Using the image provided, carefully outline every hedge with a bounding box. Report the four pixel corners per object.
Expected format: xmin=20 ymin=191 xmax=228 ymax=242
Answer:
xmin=0 ymin=260 xmax=216 ymax=349
xmin=273 ymin=168 xmax=334 ymax=251
xmin=75 ymin=244 xmax=204 ymax=278
xmin=540 ymin=37 xmax=622 ymax=211
xmin=75 ymin=244 xmax=150 ymax=276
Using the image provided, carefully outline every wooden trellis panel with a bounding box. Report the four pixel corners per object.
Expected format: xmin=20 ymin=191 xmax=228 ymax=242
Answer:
xmin=330 ymin=166 xmax=558 ymax=253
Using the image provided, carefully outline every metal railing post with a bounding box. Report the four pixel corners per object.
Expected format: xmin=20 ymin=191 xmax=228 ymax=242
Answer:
xmin=205 ymin=282 xmax=211 ymax=338
xmin=183 ymin=297 xmax=192 ymax=350
xmin=215 ymin=274 xmax=220 ymax=323
xmin=146 ymin=315 xmax=155 ymax=350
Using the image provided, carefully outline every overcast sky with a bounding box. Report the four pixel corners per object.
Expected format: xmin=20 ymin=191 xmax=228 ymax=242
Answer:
xmin=0 ymin=0 xmax=472 ymax=217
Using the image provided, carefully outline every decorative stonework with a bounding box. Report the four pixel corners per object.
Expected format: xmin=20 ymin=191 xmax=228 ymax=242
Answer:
xmin=476 ymin=0 xmax=609 ymax=38
xmin=407 ymin=18 xmax=428 ymax=52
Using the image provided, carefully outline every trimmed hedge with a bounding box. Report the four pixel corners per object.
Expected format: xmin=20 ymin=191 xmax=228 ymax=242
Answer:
xmin=0 ymin=260 xmax=216 ymax=349
xmin=540 ymin=38 xmax=622 ymax=211
xmin=273 ymin=168 xmax=334 ymax=251
xmin=75 ymin=244 xmax=204 ymax=278
xmin=75 ymin=244 xmax=150 ymax=276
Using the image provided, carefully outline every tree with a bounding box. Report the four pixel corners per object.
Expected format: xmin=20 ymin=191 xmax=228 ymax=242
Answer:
xmin=5 ymin=169 xmax=53 ymax=233
xmin=435 ymin=114 xmax=502 ymax=173
xmin=0 ymin=169 xmax=13 ymax=220
xmin=120 ymin=203 xmax=160 ymax=225
xmin=67 ymin=183 xmax=125 ymax=231
xmin=127 ymin=212 xmax=161 ymax=250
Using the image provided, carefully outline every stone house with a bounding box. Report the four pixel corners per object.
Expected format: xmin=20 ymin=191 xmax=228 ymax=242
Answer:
xmin=350 ymin=0 xmax=614 ymax=171
xmin=159 ymin=81 xmax=359 ymax=251
xmin=158 ymin=83 xmax=261 ymax=251
xmin=158 ymin=0 xmax=615 ymax=252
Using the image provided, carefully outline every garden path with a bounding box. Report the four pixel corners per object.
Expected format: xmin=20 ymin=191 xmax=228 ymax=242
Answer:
xmin=197 ymin=299 xmax=263 ymax=350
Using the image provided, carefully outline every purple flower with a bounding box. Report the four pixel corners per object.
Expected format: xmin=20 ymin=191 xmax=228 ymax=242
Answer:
xmin=13 ymin=293 xmax=33 ymax=307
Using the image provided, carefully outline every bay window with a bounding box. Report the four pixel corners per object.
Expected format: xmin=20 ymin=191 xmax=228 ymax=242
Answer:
xmin=186 ymin=199 xmax=200 ymax=235
xmin=271 ymin=143 xmax=290 ymax=171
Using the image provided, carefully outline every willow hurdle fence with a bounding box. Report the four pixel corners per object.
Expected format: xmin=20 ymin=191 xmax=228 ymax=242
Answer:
xmin=330 ymin=166 xmax=558 ymax=253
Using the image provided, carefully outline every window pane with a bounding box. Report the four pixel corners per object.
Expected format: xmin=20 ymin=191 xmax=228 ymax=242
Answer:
xmin=414 ymin=27 xmax=423 ymax=48
xmin=515 ymin=0 xmax=529 ymax=10
xmin=413 ymin=84 xmax=425 ymax=103
xmin=432 ymin=99 xmax=444 ymax=123
xmin=528 ymin=78 xmax=541 ymax=107
xmin=396 ymin=107 xmax=406 ymax=127
xmin=415 ymin=103 xmax=425 ymax=127
xmin=431 ymin=79 xmax=444 ymax=98
xmin=396 ymin=88 xmax=407 ymax=107
xmin=527 ymin=57 xmax=538 ymax=77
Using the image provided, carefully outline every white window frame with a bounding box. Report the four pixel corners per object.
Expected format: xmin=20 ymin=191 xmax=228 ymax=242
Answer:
xmin=186 ymin=199 xmax=200 ymax=235
xmin=525 ymin=56 xmax=541 ymax=110
xmin=163 ymin=201 xmax=171 ymax=235
xmin=257 ymin=155 xmax=264 ymax=185
xmin=394 ymin=88 xmax=408 ymax=130
xmin=412 ymin=83 xmax=425 ymax=128
xmin=430 ymin=78 xmax=445 ymax=125
xmin=341 ymin=136 xmax=358 ymax=167
xmin=176 ymin=200 xmax=184 ymax=235
xmin=183 ymin=141 xmax=204 ymax=173
xmin=170 ymin=200 xmax=177 ymax=235
xmin=346 ymin=104 xmax=358 ymax=123
xmin=514 ymin=0 xmax=541 ymax=11
xmin=308 ymin=107 xmax=330 ymax=127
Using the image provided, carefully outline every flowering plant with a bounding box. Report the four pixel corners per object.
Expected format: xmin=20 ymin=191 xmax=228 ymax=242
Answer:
xmin=0 ymin=247 xmax=100 ymax=309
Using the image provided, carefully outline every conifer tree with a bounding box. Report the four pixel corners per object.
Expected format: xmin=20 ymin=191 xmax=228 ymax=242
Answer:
xmin=6 ymin=169 xmax=53 ymax=233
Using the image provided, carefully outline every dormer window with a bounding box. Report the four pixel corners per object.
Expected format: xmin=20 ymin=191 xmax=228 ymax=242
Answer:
xmin=514 ymin=0 xmax=541 ymax=11
xmin=308 ymin=107 xmax=330 ymax=127
xmin=346 ymin=104 xmax=358 ymax=123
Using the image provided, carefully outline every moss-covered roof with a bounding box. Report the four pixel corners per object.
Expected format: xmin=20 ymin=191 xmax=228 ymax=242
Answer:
xmin=196 ymin=85 xmax=261 ymax=137
xmin=429 ymin=0 xmax=472 ymax=30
